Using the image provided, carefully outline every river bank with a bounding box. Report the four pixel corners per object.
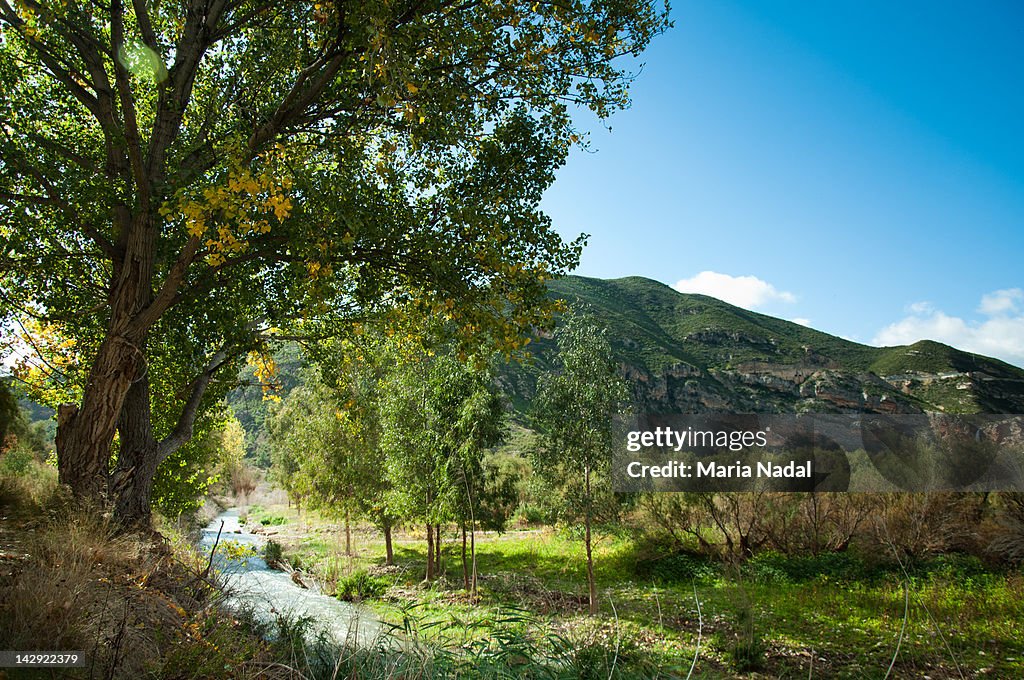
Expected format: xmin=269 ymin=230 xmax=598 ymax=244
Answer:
xmin=0 ymin=505 xmax=276 ymax=678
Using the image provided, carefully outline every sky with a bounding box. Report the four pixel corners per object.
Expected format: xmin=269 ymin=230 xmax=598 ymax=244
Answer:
xmin=541 ymin=0 xmax=1024 ymax=367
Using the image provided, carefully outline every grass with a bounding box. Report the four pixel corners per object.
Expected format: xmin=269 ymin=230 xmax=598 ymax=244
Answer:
xmin=258 ymin=500 xmax=1024 ymax=678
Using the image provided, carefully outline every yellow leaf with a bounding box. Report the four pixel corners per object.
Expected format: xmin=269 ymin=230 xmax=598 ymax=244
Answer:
xmin=406 ymin=82 xmax=419 ymax=95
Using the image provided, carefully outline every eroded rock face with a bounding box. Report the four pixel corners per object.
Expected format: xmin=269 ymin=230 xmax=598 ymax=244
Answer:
xmin=622 ymin=363 xmax=926 ymax=415
xmin=507 ymin=348 xmax=1019 ymax=417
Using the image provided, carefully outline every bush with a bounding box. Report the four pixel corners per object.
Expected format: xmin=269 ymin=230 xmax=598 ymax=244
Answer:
xmin=263 ymin=539 xmax=284 ymax=566
xmin=744 ymin=549 xmax=869 ymax=584
xmin=0 ymin=446 xmax=34 ymax=475
xmin=635 ymin=550 xmax=719 ymax=584
xmin=260 ymin=514 xmax=288 ymax=526
xmin=336 ymin=569 xmax=389 ymax=601
xmin=516 ymin=503 xmax=547 ymax=525
xmin=989 ymin=492 xmax=1024 ymax=564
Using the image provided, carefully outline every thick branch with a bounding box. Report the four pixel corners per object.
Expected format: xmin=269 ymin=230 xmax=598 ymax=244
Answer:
xmin=130 ymin=0 xmax=159 ymax=51
xmin=110 ymin=0 xmax=150 ymax=204
xmin=125 ymin=235 xmax=202 ymax=336
xmin=156 ymin=345 xmax=235 ymax=461
xmin=147 ymin=0 xmax=230 ymax=180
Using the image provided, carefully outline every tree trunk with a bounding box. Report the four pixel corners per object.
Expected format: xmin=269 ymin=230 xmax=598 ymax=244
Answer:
xmin=425 ymin=523 xmax=434 ymax=581
xmin=344 ymin=507 xmax=352 ymax=556
xmin=585 ymin=464 xmax=597 ymax=615
xmin=461 ymin=525 xmax=469 ymax=590
xmin=56 ymin=335 xmax=142 ymax=500
xmin=57 ymin=211 xmax=158 ymax=508
xmin=111 ymin=373 xmax=158 ymax=527
xmin=383 ymin=522 xmax=394 ymax=566
xmin=470 ymin=521 xmax=477 ymax=595
xmin=434 ymin=524 xmax=442 ymax=576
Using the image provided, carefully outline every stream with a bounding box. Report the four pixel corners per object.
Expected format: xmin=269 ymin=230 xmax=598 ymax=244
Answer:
xmin=199 ymin=509 xmax=384 ymax=647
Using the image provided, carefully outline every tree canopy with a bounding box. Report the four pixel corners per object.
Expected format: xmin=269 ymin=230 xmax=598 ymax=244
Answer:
xmin=0 ymin=0 xmax=668 ymax=523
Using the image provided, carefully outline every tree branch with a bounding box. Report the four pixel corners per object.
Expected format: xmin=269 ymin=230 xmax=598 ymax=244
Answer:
xmin=109 ymin=0 xmax=149 ymax=204
xmin=126 ymin=235 xmax=202 ymax=336
xmin=148 ymin=0 xmax=231 ymax=180
xmin=156 ymin=341 xmax=243 ymax=461
xmin=129 ymin=0 xmax=159 ymax=51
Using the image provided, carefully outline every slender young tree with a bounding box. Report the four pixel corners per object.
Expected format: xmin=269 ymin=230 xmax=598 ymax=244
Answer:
xmin=533 ymin=309 xmax=629 ymax=615
xmin=449 ymin=374 xmax=504 ymax=594
xmin=268 ymin=375 xmax=383 ymax=555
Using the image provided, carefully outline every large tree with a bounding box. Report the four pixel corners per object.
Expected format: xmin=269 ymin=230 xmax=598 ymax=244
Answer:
xmin=0 ymin=0 xmax=668 ymax=524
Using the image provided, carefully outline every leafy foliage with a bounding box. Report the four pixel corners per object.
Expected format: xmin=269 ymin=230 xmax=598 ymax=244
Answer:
xmin=151 ymin=409 xmax=244 ymax=517
xmin=532 ymin=309 xmax=630 ymax=525
xmin=0 ymin=0 xmax=669 ymax=517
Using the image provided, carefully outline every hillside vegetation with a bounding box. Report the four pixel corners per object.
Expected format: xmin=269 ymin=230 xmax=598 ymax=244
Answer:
xmin=510 ymin=276 xmax=1024 ymax=415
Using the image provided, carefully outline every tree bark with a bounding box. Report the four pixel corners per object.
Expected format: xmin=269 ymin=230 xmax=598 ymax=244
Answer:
xmin=344 ymin=506 xmax=352 ymax=556
xmin=111 ymin=373 xmax=158 ymax=527
xmin=383 ymin=522 xmax=394 ymax=566
xmin=470 ymin=520 xmax=477 ymax=595
xmin=461 ymin=525 xmax=469 ymax=590
xmin=434 ymin=524 xmax=442 ymax=576
xmin=57 ymin=204 xmax=157 ymax=507
xmin=425 ymin=522 xmax=434 ymax=581
xmin=585 ymin=464 xmax=597 ymax=616
xmin=56 ymin=335 xmax=142 ymax=500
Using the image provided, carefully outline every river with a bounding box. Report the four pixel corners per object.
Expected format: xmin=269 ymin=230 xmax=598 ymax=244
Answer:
xmin=198 ymin=509 xmax=383 ymax=647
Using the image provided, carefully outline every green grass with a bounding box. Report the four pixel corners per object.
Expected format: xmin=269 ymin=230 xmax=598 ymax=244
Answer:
xmin=258 ymin=502 xmax=1024 ymax=678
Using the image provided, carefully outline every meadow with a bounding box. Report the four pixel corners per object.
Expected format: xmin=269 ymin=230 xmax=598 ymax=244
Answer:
xmin=243 ymin=501 xmax=1024 ymax=679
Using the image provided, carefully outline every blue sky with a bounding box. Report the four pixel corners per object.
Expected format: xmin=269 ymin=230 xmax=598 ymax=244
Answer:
xmin=541 ymin=0 xmax=1024 ymax=367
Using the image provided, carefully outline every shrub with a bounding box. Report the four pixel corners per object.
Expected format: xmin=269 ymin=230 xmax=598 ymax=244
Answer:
xmin=336 ymin=569 xmax=388 ymax=601
xmin=263 ymin=539 xmax=284 ymax=566
xmin=516 ymin=503 xmax=547 ymax=525
xmin=0 ymin=446 xmax=34 ymax=475
xmin=635 ymin=550 xmax=719 ymax=584
xmin=745 ymin=549 xmax=869 ymax=584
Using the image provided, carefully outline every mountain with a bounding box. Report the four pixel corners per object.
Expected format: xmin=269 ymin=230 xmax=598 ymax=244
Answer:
xmin=497 ymin=275 xmax=1024 ymax=415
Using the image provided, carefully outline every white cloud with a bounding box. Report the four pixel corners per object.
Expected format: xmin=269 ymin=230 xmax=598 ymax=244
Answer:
xmin=873 ymin=290 xmax=1024 ymax=368
xmin=979 ymin=288 xmax=1024 ymax=316
xmin=908 ymin=301 xmax=934 ymax=315
xmin=791 ymin=317 xmax=812 ymax=327
xmin=673 ymin=271 xmax=796 ymax=310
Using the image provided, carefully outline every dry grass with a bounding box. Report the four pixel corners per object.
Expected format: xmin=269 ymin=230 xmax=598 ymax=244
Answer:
xmin=0 ymin=454 xmax=59 ymax=517
xmin=0 ymin=497 xmax=274 ymax=678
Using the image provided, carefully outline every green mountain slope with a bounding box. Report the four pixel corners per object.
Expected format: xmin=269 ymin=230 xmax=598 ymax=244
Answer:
xmin=504 ymin=275 xmax=1024 ymax=415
